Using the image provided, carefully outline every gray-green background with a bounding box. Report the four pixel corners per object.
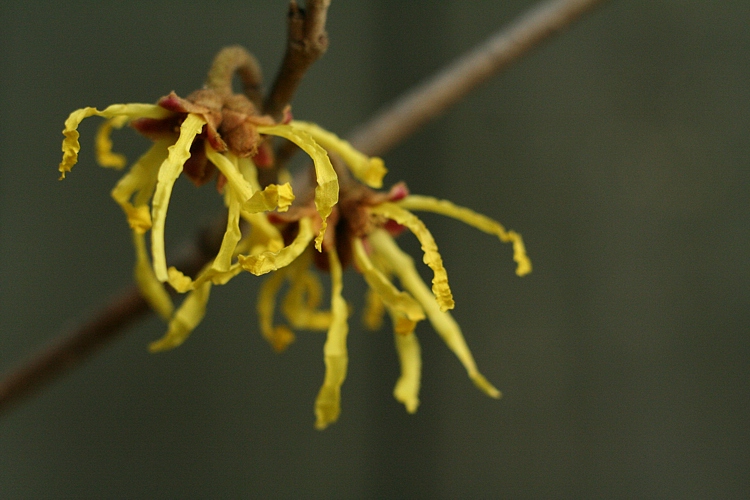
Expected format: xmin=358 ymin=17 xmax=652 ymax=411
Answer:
xmin=1 ymin=1 xmax=748 ymax=498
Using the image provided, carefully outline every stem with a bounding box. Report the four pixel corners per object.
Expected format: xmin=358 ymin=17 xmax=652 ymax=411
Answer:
xmin=0 ymin=0 xmax=606 ymax=415
xmin=263 ymin=0 xmax=331 ymax=121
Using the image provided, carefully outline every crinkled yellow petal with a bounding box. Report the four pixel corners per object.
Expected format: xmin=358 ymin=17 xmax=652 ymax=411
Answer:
xmin=238 ymin=213 xmax=285 ymax=255
xmin=352 ymin=237 xmax=425 ymax=323
xmin=290 ymin=121 xmax=387 ymax=188
xmin=207 ymin=148 xmax=290 ymax=266
xmin=167 ymin=267 xmax=194 ymax=294
xmin=314 ymin=246 xmax=349 ymax=430
xmin=257 ymin=266 xmax=296 ymax=353
xmin=242 ymin=183 xmax=295 ymax=213
xmin=392 ymin=327 xmax=422 ymax=413
xmin=95 ymin=115 xmax=129 ymax=169
xmin=282 ymin=254 xmax=332 ymax=331
xmin=111 ymin=139 xmax=172 ymax=234
xmin=207 ymin=264 xmax=244 ymax=286
xmin=148 ymin=280 xmax=212 ymax=353
xmin=59 ymin=103 xmax=172 ymax=178
xmin=370 ymin=203 xmax=454 ymax=312
xmin=236 ymin=156 xmax=262 ymax=192
xmin=257 ymin=124 xmax=338 ymax=251
xmin=397 ymin=195 xmax=532 ymax=277
xmin=238 ymin=217 xmax=314 ymax=276
xmin=132 ymin=231 xmax=173 ymax=321
xmin=166 ymin=258 xmax=245 ymax=294
xmin=213 ymin=186 xmax=243 ymax=273
xmin=369 ymin=229 xmax=501 ymax=399
xmin=231 ymin=164 xmax=284 ymax=254
xmin=361 ymin=250 xmax=396 ymax=331
xmin=133 ymin=141 xmax=173 ymax=209
xmin=150 ymin=114 xmax=206 ymax=282
xmin=205 ymin=146 xmax=255 ymax=200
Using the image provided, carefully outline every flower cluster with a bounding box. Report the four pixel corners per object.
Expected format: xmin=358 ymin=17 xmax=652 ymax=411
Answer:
xmin=59 ymin=46 xmax=531 ymax=429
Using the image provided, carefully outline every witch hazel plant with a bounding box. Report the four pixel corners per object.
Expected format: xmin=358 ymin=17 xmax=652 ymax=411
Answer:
xmin=59 ymin=45 xmax=530 ymax=430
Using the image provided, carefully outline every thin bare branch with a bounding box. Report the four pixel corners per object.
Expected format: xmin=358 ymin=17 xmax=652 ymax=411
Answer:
xmin=348 ymin=0 xmax=608 ymax=156
xmin=0 ymin=288 xmax=148 ymax=413
xmin=263 ymin=0 xmax=332 ymax=121
xmin=0 ymin=225 xmax=224 ymax=415
xmin=0 ymin=0 xmax=605 ymax=415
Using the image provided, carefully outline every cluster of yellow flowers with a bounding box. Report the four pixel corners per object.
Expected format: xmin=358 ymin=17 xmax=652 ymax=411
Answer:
xmin=59 ymin=60 xmax=530 ymax=429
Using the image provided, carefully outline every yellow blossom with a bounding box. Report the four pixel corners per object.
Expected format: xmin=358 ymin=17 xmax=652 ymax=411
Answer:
xmin=58 ymin=45 xmax=531 ymax=429
xmin=58 ymin=101 xmax=343 ymax=343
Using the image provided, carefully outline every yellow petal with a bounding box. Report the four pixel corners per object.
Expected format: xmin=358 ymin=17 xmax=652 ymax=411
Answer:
xmin=233 ymin=153 xmax=284 ymax=253
xmin=369 ymin=229 xmax=501 ymax=399
xmin=362 ymin=287 xmax=385 ymax=331
xmin=390 ymin=314 xmax=419 ymax=337
xmin=370 ymin=203 xmax=454 ymax=312
xmin=290 ymin=121 xmax=387 ymax=188
xmin=111 ymin=139 xmax=172 ymax=234
xmin=95 ymin=115 xmax=129 ymax=169
xmin=205 ymin=146 xmax=255 ymax=200
xmin=256 ymin=265 xmax=296 ymax=353
xmin=165 ymin=253 xmax=245 ymax=293
xmin=212 ymin=185 xmax=243 ymax=273
xmin=167 ymin=266 xmax=194 ymax=294
xmin=397 ymin=195 xmax=532 ymax=277
xmin=352 ymin=237 xmax=425 ymax=323
xmin=236 ymin=156 xmax=262 ymax=192
xmin=132 ymin=231 xmax=173 ymax=321
xmin=256 ymin=124 xmax=338 ymax=251
xmin=148 ymin=280 xmax=212 ymax=352
xmin=392 ymin=329 xmax=422 ymax=413
xmin=238 ymin=212 xmax=285 ymax=255
xmin=282 ymin=273 xmax=332 ymax=330
xmin=314 ymin=246 xmax=349 ymax=430
xmin=205 ymin=263 xmax=244 ymax=286
xmin=59 ymin=103 xmax=172 ymax=178
xmin=238 ymin=217 xmax=314 ymax=276
xmin=150 ymin=113 xmax=206 ymax=282
xmin=242 ymin=183 xmax=295 ymax=213
xmin=282 ymin=253 xmax=332 ymax=331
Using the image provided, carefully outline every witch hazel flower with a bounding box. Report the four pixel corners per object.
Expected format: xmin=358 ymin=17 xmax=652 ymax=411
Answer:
xmin=58 ymin=45 xmax=531 ymax=429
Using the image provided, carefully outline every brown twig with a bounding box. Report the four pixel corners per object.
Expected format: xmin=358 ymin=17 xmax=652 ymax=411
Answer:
xmin=0 ymin=0 xmax=606 ymax=415
xmin=263 ymin=0 xmax=331 ymax=121
xmin=0 ymin=288 xmax=149 ymax=413
xmin=347 ymin=0 xmax=608 ymax=156
xmin=0 ymin=228 xmax=223 ymax=414
xmin=259 ymin=0 xmax=332 ymax=188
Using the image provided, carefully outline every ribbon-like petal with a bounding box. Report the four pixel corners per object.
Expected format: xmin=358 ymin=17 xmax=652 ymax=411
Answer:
xmin=256 ymin=124 xmax=338 ymax=251
xmin=238 ymin=217 xmax=315 ymax=276
xmin=290 ymin=121 xmax=387 ymax=188
xmin=369 ymin=203 xmax=455 ymax=312
xmin=368 ymin=229 xmax=501 ymax=399
xmin=60 ymin=103 xmax=172 ymax=178
xmin=397 ymin=195 xmax=532 ymax=277
xmin=150 ymin=114 xmax=206 ymax=282
xmin=314 ymin=246 xmax=350 ymax=430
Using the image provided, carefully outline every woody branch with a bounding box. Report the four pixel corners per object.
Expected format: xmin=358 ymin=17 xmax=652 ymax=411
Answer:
xmin=264 ymin=0 xmax=331 ymax=121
